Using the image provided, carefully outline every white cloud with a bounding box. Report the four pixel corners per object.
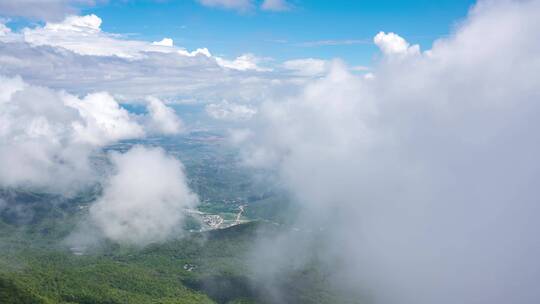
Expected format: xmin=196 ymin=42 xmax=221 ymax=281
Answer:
xmin=23 ymin=14 xmax=166 ymax=58
xmin=64 ymin=91 xmax=145 ymax=146
xmin=227 ymin=128 xmax=253 ymax=144
xmin=145 ymin=97 xmax=184 ymax=135
xmin=177 ymin=47 xmax=212 ymax=57
xmin=261 ymin=0 xmax=290 ymax=11
xmin=152 ymin=37 xmax=174 ymax=47
xmin=45 ymin=13 xmax=101 ymax=32
xmin=215 ymin=53 xmax=271 ymax=71
xmin=0 ymin=75 xmax=183 ymax=193
xmin=242 ymin=1 xmax=540 ymax=303
xmin=0 ymin=74 xmax=24 ymax=103
xmin=206 ymin=100 xmax=257 ymax=121
xmin=363 ymin=72 xmax=374 ymax=79
xmin=19 ymin=14 xmax=270 ymax=74
xmin=283 ymin=58 xmax=328 ymax=76
xmin=350 ymin=65 xmax=370 ymax=72
xmin=0 ymin=81 xmax=94 ymax=193
xmin=373 ymin=31 xmax=420 ymax=57
xmin=0 ymin=39 xmax=290 ymax=103
xmin=89 ymin=146 xmax=198 ymax=246
xmin=0 ymin=14 xmax=308 ymax=105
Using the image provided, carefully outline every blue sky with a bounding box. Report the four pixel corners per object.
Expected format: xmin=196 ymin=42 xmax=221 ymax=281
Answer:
xmin=82 ymin=0 xmax=476 ymax=66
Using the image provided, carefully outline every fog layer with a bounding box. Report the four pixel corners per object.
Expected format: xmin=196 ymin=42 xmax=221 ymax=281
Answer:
xmin=239 ymin=1 xmax=540 ymax=303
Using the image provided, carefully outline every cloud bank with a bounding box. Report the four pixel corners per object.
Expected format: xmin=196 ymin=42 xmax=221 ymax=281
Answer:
xmin=239 ymin=0 xmax=540 ymax=303
xmin=22 ymin=14 xmax=218 ymax=61
xmin=0 ymin=14 xmax=291 ymax=103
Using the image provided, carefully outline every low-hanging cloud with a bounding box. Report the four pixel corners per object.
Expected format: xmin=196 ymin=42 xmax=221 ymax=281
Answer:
xmin=0 ymin=74 xmax=182 ymax=194
xmin=206 ymin=100 xmax=258 ymax=121
xmin=88 ymin=146 xmax=198 ymax=246
xmin=282 ymin=58 xmax=329 ymax=76
xmin=239 ymin=0 xmax=540 ymax=303
xmin=145 ymin=97 xmax=185 ymax=135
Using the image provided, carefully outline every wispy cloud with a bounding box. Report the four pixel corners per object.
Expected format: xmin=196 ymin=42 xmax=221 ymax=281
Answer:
xmin=197 ymin=0 xmax=292 ymax=13
xmin=197 ymin=0 xmax=254 ymax=12
xmin=261 ymin=0 xmax=291 ymax=12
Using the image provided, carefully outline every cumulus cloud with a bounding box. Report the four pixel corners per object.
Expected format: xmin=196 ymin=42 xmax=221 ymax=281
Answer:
xmin=373 ymin=31 xmax=420 ymax=57
xmin=65 ymin=92 xmax=145 ymax=145
xmin=152 ymin=37 xmax=174 ymax=47
xmin=22 ymin=14 xmax=172 ymax=58
xmin=20 ymin=13 xmax=269 ymax=73
xmin=241 ymin=1 xmax=540 ymax=303
xmin=145 ymin=97 xmax=184 ymax=135
xmin=0 ymin=14 xmax=289 ymax=103
xmin=206 ymin=100 xmax=257 ymax=121
xmin=0 ymin=75 xmax=132 ymax=193
xmin=215 ymin=53 xmax=271 ymax=71
xmin=0 ymin=75 xmax=183 ymax=193
xmin=88 ymin=146 xmax=198 ymax=246
xmin=0 ymin=39 xmax=291 ymax=103
xmin=177 ymin=47 xmax=212 ymax=57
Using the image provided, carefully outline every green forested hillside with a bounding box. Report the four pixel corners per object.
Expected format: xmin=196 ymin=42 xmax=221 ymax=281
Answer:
xmin=0 ymin=221 xmax=351 ymax=304
xmin=0 ymin=187 xmax=356 ymax=304
xmin=0 ymin=276 xmax=51 ymax=304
